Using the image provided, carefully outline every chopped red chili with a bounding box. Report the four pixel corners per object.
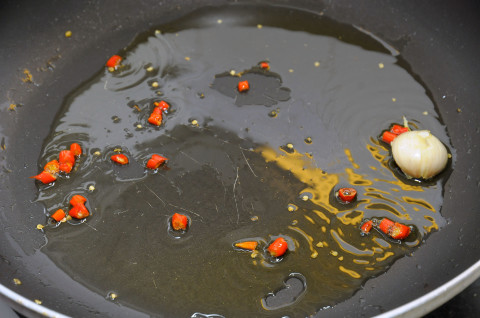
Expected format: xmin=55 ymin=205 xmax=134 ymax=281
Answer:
xmin=70 ymin=143 xmax=82 ymax=157
xmin=381 ymin=131 xmax=398 ymax=144
xmin=267 ymin=237 xmax=288 ymax=257
xmin=235 ymin=241 xmax=258 ymax=251
xmin=59 ymin=162 xmax=73 ymax=173
xmin=390 ymin=223 xmax=411 ymax=239
xmin=146 ymin=154 xmax=168 ymax=169
xmin=51 ymin=209 xmax=66 ymax=222
xmin=106 ymin=55 xmax=122 ymax=68
xmin=148 ymin=107 xmax=163 ymax=126
xmin=379 ymin=218 xmax=411 ymax=240
xmin=360 ymin=220 xmax=373 ymax=234
xmin=70 ymin=194 xmax=87 ymax=206
xmin=171 ymin=213 xmax=188 ymax=231
xmin=31 ymin=171 xmax=56 ymax=184
xmin=390 ymin=124 xmax=409 ymax=135
xmin=260 ymin=62 xmax=270 ymax=70
xmin=238 ymin=80 xmax=250 ymax=92
xmin=379 ymin=218 xmax=395 ymax=234
xmin=111 ymin=154 xmax=129 ymax=165
xmin=59 ymin=150 xmax=75 ymax=173
xmin=44 ymin=160 xmax=60 ymax=175
xmin=69 ymin=203 xmax=90 ymax=219
xmin=153 ymin=100 xmax=170 ymax=112
xmin=338 ymin=187 xmax=357 ymax=203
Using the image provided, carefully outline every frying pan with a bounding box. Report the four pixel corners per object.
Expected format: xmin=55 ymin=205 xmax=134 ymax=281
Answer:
xmin=1 ymin=0 xmax=479 ymax=317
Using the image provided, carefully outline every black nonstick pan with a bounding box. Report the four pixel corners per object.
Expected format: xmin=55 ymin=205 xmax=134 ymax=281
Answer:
xmin=1 ymin=0 xmax=479 ymax=317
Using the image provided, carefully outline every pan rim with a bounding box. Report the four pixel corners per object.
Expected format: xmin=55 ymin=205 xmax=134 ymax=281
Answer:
xmin=1 ymin=260 xmax=479 ymax=317
xmin=0 ymin=283 xmax=69 ymax=318
xmin=374 ymin=259 xmax=480 ymax=317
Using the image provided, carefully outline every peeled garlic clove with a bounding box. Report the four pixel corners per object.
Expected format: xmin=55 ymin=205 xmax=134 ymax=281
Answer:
xmin=391 ymin=130 xmax=448 ymax=179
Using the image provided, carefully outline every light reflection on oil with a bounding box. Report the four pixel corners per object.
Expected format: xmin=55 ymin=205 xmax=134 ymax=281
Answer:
xmin=257 ymin=142 xmax=442 ymax=281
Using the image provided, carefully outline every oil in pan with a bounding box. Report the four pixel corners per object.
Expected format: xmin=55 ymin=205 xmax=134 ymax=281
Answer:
xmin=33 ymin=5 xmax=453 ymax=317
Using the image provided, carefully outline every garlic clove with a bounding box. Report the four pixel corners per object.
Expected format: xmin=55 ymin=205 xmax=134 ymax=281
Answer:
xmin=391 ymin=130 xmax=448 ymax=179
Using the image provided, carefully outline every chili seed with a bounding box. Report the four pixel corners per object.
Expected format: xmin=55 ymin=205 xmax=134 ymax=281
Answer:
xmin=107 ymin=292 xmax=118 ymax=300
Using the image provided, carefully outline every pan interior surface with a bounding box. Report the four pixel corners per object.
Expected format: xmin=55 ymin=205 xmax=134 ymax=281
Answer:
xmin=2 ymin=2 xmax=474 ymax=318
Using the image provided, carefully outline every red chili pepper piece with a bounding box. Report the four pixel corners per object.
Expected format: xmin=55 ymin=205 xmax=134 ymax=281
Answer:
xmin=267 ymin=237 xmax=288 ymax=257
xmin=378 ymin=218 xmax=411 ymax=240
xmin=235 ymin=241 xmax=258 ymax=251
xmin=360 ymin=220 xmax=373 ymax=234
xmin=69 ymin=203 xmax=90 ymax=219
xmin=171 ymin=213 xmax=188 ymax=231
xmin=59 ymin=150 xmax=75 ymax=164
xmin=338 ymin=187 xmax=357 ymax=203
xmin=70 ymin=143 xmax=82 ymax=157
xmin=390 ymin=124 xmax=409 ymax=135
xmin=390 ymin=223 xmax=411 ymax=240
xmin=111 ymin=154 xmax=129 ymax=165
xmin=70 ymin=194 xmax=87 ymax=206
xmin=260 ymin=62 xmax=270 ymax=70
xmin=381 ymin=131 xmax=398 ymax=144
xmin=151 ymin=106 xmax=163 ymax=115
xmin=44 ymin=160 xmax=60 ymax=175
xmin=153 ymin=101 xmax=170 ymax=112
xmin=146 ymin=154 xmax=168 ymax=170
xmin=238 ymin=80 xmax=250 ymax=92
xmin=59 ymin=150 xmax=75 ymax=173
xmin=390 ymin=222 xmax=411 ymax=239
xmin=379 ymin=218 xmax=395 ymax=234
xmin=31 ymin=171 xmax=57 ymax=184
xmin=148 ymin=109 xmax=163 ymax=126
xmin=51 ymin=209 xmax=66 ymax=222
xmin=59 ymin=162 xmax=73 ymax=173
xmin=106 ymin=55 xmax=122 ymax=68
